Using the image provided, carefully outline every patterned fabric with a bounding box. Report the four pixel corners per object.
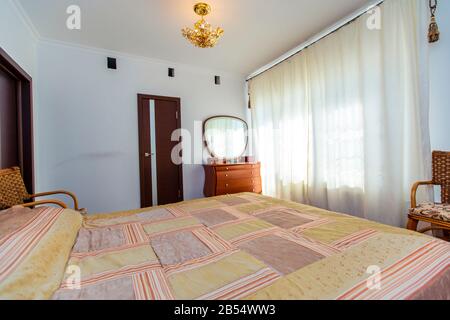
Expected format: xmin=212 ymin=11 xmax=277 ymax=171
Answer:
xmin=0 ymin=207 xmax=37 ymax=238
xmin=0 ymin=207 xmax=83 ymax=299
xmin=0 ymin=193 xmax=450 ymax=300
xmin=47 ymin=193 xmax=450 ymax=300
xmin=336 ymin=240 xmax=449 ymax=300
xmin=410 ymin=203 xmax=450 ymax=222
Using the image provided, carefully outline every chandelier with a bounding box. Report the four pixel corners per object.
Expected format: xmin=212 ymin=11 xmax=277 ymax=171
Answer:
xmin=182 ymin=3 xmax=224 ymax=48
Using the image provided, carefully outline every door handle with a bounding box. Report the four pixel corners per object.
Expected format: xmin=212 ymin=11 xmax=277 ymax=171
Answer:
xmin=144 ymin=153 xmax=154 ymax=158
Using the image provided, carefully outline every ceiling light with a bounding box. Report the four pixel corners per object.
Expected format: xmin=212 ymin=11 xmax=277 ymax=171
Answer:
xmin=182 ymin=3 xmax=224 ymax=48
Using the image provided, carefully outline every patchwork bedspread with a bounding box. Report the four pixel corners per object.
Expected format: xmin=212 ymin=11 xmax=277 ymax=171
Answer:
xmin=53 ymin=193 xmax=450 ymax=300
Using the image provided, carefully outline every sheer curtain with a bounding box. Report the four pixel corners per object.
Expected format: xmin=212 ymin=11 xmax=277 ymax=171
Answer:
xmin=249 ymin=0 xmax=431 ymax=227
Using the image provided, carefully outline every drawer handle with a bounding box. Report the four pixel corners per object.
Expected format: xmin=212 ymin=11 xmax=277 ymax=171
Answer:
xmin=225 ymin=184 xmax=229 ymax=187
xmin=225 ymin=174 xmax=229 ymax=177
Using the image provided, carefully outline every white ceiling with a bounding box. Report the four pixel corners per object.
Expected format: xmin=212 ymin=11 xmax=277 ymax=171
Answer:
xmin=17 ymin=0 xmax=370 ymax=75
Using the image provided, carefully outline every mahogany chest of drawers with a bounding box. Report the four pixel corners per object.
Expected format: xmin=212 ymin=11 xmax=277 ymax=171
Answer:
xmin=203 ymin=163 xmax=262 ymax=197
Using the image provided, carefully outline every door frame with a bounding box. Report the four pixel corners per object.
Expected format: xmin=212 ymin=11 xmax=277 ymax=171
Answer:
xmin=0 ymin=47 xmax=34 ymax=193
xmin=137 ymin=94 xmax=183 ymax=208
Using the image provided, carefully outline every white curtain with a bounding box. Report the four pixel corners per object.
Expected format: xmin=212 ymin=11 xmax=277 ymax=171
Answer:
xmin=249 ymin=0 xmax=431 ymax=227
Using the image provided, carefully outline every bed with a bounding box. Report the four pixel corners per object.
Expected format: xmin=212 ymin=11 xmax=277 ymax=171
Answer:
xmin=1 ymin=193 xmax=449 ymax=300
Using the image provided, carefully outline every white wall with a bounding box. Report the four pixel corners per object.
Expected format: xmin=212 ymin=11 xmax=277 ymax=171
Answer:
xmin=36 ymin=41 xmax=246 ymax=213
xmin=0 ymin=0 xmax=37 ymax=77
xmin=0 ymin=0 xmax=40 ymax=192
xmin=429 ymin=1 xmax=450 ymax=152
xmin=428 ymin=1 xmax=450 ymax=205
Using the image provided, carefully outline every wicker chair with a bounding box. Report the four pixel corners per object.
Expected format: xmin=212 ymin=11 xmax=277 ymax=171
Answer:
xmin=408 ymin=151 xmax=450 ymax=233
xmin=0 ymin=167 xmax=80 ymax=210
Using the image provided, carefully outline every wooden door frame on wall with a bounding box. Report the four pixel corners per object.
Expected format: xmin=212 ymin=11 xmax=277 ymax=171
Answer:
xmin=137 ymin=94 xmax=184 ymax=208
xmin=0 ymin=47 xmax=34 ymax=193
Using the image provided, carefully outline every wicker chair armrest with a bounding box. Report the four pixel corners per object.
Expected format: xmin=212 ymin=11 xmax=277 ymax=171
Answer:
xmin=30 ymin=190 xmax=79 ymax=210
xmin=411 ymin=181 xmax=435 ymax=209
xmin=21 ymin=199 xmax=68 ymax=209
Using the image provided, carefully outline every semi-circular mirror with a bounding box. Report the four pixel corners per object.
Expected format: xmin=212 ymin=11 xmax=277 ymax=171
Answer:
xmin=203 ymin=116 xmax=248 ymax=160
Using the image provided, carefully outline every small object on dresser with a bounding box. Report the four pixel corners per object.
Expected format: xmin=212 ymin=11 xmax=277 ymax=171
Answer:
xmin=244 ymin=156 xmax=254 ymax=163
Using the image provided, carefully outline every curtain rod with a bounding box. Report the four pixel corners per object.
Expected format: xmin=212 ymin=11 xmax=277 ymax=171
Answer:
xmin=246 ymin=0 xmax=385 ymax=82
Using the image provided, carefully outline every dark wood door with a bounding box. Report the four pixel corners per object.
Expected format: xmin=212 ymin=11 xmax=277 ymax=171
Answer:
xmin=0 ymin=48 xmax=34 ymax=193
xmin=138 ymin=95 xmax=183 ymax=207
xmin=0 ymin=67 xmax=19 ymax=168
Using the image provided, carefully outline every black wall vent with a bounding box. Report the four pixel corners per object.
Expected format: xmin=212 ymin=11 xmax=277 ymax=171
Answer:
xmin=107 ymin=57 xmax=117 ymax=70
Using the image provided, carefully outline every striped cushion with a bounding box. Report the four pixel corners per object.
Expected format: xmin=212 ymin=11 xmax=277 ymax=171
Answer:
xmin=0 ymin=207 xmax=82 ymax=299
xmin=0 ymin=207 xmax=36 ymax=239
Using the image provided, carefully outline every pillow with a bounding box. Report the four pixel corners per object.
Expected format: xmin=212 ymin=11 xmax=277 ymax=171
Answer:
xmin=0 ymin=206 xmax=82 ymax=300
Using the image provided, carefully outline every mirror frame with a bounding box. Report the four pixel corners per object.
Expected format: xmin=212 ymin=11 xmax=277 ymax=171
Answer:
xmin=203 ymin=115 xmax=249 ymax=160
